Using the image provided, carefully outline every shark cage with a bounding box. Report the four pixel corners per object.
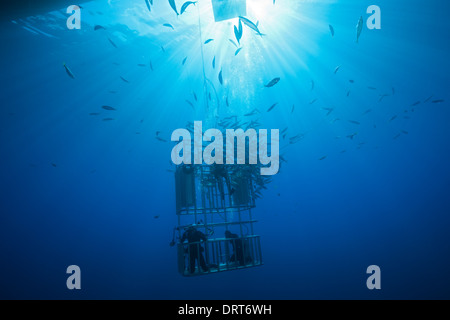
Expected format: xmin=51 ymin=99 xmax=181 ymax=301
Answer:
xmin=171 ymin=161 xmax=264 ymax=277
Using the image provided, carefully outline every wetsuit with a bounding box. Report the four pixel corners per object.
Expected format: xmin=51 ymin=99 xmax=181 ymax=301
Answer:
xmin=225 ymin=231 xmax=245 ymax=266
xmin=181 ymin=228 xmax=209 ymax=273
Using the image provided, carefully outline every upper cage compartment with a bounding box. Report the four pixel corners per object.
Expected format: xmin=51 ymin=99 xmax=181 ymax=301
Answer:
xmin=211 ymin=0 xmax=247 ymax=22
xmin=175 ymin=164 xmax=256 ymax=215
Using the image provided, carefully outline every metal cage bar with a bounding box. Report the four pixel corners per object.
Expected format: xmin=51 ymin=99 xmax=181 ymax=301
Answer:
xmin=178 ymin=236 xmax=263 ymax=276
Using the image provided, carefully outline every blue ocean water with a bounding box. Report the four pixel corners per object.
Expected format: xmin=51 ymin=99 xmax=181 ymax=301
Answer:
xmin=0 ymin=0 xmax=449 ymax=300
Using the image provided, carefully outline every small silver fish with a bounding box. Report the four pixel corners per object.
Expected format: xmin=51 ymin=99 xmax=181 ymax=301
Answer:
xmin=389 ymin=115 xmax=397 ymax=122
xmin=218 ymin=70 xmax=223 ymax=85
xmin=145 ymin=0 xmax=152 ymax=12
xmin=163 ymin=23 xmax=174 ymax=30
xmin=168 ymin=0 xmax=179 ymax=15
xmin=234 ymin=21 xmax=243 ymax=45
xmin=180 ymin=1 xmax=197 ymax=15
xmin=229 ymin=39 xmax=239 ymax=48
xmin=334 ymin=65 xmax=341 ymax=74
xmin=63 ymin=63 xmax=75 ymax=79
xmin=265 ymin=77 xmax=280 ymax=88
xmin=108 ymin=37 xmax=117 ymax=48
xmin=423 ymin=95 xmax=433 ymax=103
xmin=329 ymin=24 xmax=334 ymax=37
xmin=356 ymin=16 xmax=363 ymax=43
xmin=239 ymin=16 xmax=263 ymax=36
xmin=267 ymin=103 xmax=278 ymax=112
xmin=379 ymin=94 xmax=390 ymax=102
xmin=185 ymin=100 xmax=195 ymax=109
xmin=322 ymin=107 xmax=334 ymax=116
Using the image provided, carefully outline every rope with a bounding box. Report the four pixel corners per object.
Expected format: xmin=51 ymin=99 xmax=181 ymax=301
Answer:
xmin=196 ymin=3 xmax=209 ymax=114
xmin=196 ymin=2 xmax=219 ymax=126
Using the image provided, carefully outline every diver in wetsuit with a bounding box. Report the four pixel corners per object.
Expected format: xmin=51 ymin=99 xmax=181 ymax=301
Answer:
xmin=225 ymin=230 xmax=245 ymax=266
xmin=181 ymin=226 xmax=209 ymax=273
